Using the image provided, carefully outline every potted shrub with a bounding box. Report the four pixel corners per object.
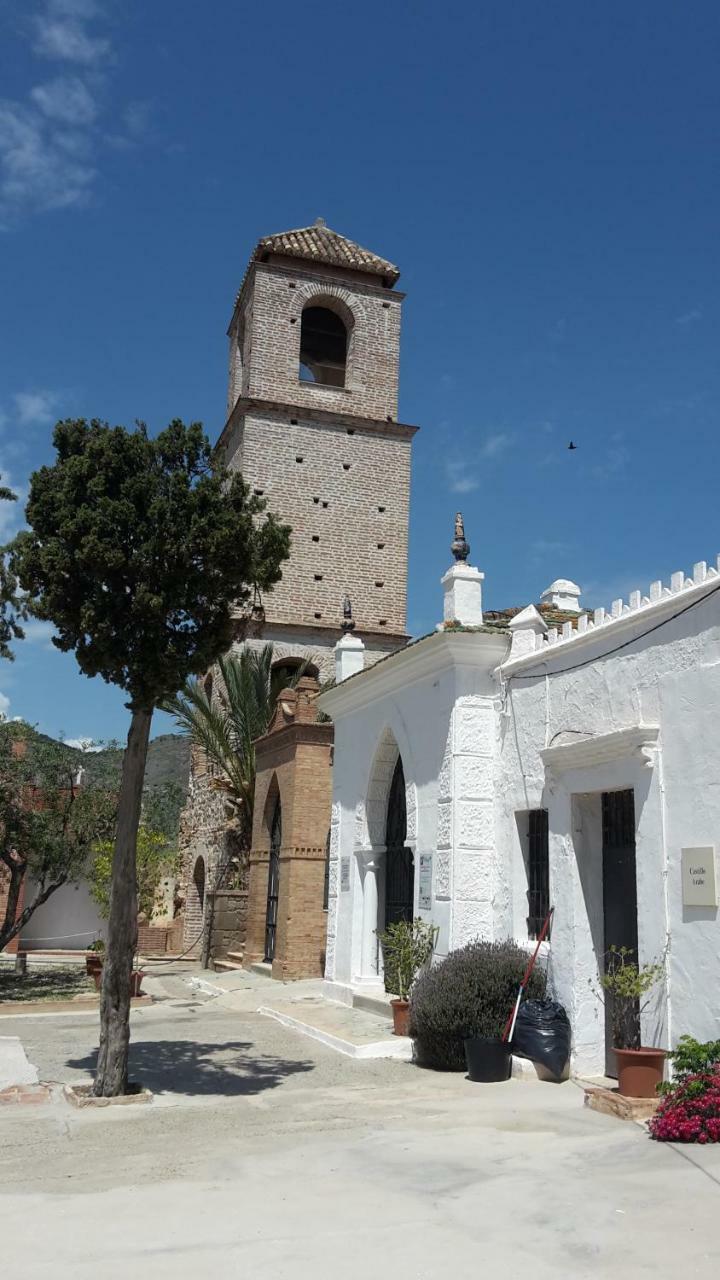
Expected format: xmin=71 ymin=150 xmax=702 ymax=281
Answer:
xmin=599 ymin=946 xmax=666 ymax=1097
xmin=84 ymin=939 xmax=144 ymax=997
xmin=377 ymin=918 xmax=438 ymax=1036
xmin=409 ymin=939 xmax=546 ymax=1079
xmin=86 ymin=938 xmax=105 ymax=987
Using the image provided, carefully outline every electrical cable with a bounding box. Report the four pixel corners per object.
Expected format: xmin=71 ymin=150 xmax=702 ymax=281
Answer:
xmin=504 ymin=578 xmax=720 ymax=683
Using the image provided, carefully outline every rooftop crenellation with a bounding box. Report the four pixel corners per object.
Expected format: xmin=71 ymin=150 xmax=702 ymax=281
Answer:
xmin=504 ymin=555 xmax=720 ymax=665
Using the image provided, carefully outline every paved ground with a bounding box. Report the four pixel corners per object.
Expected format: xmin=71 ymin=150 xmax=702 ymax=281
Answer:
xmin=2 ymin=962 xmax=719 ymax=1279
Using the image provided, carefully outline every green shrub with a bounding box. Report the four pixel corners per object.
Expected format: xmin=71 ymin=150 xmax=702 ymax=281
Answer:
xmin=657 ymin=1035 xmax=720 ymax=1096
xmin=377 ymin=918 xmax=438 ymax=1000
xmin=409 ymin=939 xmax=546 ymax=1070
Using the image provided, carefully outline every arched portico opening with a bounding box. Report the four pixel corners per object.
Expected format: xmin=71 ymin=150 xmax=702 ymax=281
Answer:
xmin=355 ymin=728 xmax=417 ymax=981
xmin=264 ymin=785 xmax=282 ymax=963
xmin=384 ymin=757 xmax=414 ymax=927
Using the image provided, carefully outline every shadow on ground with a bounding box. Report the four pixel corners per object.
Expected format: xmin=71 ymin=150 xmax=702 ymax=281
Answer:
xmin=0 ymin=963 xmax=93 ymax=1002
xmin=67 ymin=1039 xmax=315 ymax=1097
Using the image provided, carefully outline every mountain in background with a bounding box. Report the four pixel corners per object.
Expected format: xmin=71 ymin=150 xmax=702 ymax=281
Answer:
xmin=32 ymin=730 xmax=191 ymax=839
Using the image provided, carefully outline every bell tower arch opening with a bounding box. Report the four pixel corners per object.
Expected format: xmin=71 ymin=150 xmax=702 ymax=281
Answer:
xmin=299 ymin=304 xmax=349 ymax=387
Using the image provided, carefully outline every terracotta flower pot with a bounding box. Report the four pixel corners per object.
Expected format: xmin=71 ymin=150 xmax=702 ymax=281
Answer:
xmin=86 ymin=953 xmax=103 ymax=978
xmin=390 ymin=998 xmax=410 ymax=1037
xmin=614 ymin=1046 xmax=666 ymax=1098
xmin=130 ymin=970 xmax=145 ymax=997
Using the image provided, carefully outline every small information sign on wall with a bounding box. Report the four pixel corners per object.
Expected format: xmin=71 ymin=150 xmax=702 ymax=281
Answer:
xmin=340 ymin=856 xmax=351 ymax=893
xmin=681 ymin=847 xmax=718 ymax=908
xmin=418 ymin=853 xmax=433 ymax=910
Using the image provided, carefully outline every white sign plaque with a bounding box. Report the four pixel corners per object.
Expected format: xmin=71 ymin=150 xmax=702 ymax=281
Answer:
xmin=681 ymin=847 xmax=718 ymax=907
xmin=418 ymin=853 xmax=433 ymax=910
xmin=340 ymin=856 xmax=351 ymax=893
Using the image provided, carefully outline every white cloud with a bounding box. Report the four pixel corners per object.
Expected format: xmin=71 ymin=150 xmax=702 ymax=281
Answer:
xmin=62 ymin=737 xmax=102 ymax=751
xmin=591 ymin=443 xmax=629 ymax=481
xmin=676 ymin=309 xmax=702 ymax=326
xmin=20 ymin=619 xmax=57 ymax=650
xmin=0 ymin=2 xmax=147 ymax=224
xmin=0 ymin=691 xmax=10 ymax=719
xmin=444 ymin=431 xmax=514 ymax=493
xmin=0 ymin=99 xmax=95 ymax=218
xmin=445 ymin=460 xmax=479 ymax=494
xmin=123 ymin=100 xmax=151 ymax=138
xmin=0 ymin=462 xmax=27 ymax=538
xmin=31 ymin=75 xmax=98 ymax=125
xmin=13 ymin=389 xmax=62 ymax=426
xmin=479 ymin=432 xmax=513 ymax=459
xmin=33 ymin=1 xmax=111 ymax=66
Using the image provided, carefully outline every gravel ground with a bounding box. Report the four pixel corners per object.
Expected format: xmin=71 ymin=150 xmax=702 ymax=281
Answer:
xmin=0 ymin=959 xmax=95 ymax=1002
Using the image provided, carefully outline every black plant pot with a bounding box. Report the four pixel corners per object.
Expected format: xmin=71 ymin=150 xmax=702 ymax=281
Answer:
xmin=464 ymin=1036 xmax=512 ymax=1083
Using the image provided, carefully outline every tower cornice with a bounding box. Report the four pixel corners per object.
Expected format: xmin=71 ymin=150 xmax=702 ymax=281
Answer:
xmin=229 ymin=259 xmax=406 ymax=332
xmin=216 ymin=395 xmax=419 ymax=454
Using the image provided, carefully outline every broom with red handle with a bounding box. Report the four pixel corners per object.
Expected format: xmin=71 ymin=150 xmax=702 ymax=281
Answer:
xmin=501 ymin=906 xmax=554 ymax=1044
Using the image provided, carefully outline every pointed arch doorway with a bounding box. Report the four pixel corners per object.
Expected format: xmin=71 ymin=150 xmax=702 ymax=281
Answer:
xmin=264 ymin=797 xmax=282 ymax=962
xmin=384 ymin=757 xmax=414 ymax=926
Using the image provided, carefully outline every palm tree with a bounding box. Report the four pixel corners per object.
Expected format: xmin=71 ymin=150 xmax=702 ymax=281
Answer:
xmin=163 ymin=645 xmax=308 ymax=852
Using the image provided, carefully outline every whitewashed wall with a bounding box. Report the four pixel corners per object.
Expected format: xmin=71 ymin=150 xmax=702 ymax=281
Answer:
xmin=21 ymin=878 xmax=104 ymax=951
xmin=323 ymin=568 xmax=720 ymax=1075
xmin=323 ymin=632 xmax=508 ymax=992
xmin=500 ymin=581 xmax=720 ymax=1073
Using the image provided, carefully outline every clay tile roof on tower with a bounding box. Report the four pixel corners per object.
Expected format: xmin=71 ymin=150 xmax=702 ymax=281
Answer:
xmin=254 ymin=221 xmax=401 ymax=286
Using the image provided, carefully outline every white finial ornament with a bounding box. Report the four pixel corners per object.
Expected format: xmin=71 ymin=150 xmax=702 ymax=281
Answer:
xmin=440 ymin=512 xmax=484 ymax=626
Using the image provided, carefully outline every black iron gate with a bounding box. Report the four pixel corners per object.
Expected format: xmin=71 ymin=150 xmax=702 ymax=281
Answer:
xmin=264 ymin=798 xmax=282 ymax=962
xmin=602 ymin=788 xmax=638 ymax=1072
xmin=384 ymin=758 xmax=414 ymax=927
xmin=527 ymin=808 xmax=549 ymax=940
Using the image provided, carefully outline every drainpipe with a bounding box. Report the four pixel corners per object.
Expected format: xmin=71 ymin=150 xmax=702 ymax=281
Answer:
xmin=656 ymin=744 xmax=673 ymax=1053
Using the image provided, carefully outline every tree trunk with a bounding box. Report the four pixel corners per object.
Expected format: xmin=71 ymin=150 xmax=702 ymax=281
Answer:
xmin=93 ymin=706 xmax=152 ymax=1096
xmin=0 ymin=854 xmax=26 ymax=952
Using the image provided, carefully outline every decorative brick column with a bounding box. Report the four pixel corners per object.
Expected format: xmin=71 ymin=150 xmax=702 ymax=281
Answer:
xmin=245 ymin=676 xmax=334 ymax=980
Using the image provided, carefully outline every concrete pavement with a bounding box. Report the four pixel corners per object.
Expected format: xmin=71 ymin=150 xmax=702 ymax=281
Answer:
xmin=1 ymin=963 xmax=719 ymax=1278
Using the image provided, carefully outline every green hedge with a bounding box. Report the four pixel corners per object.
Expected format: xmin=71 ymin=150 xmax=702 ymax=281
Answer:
xmin=409 ymin=939 xmax=546 ymax=1070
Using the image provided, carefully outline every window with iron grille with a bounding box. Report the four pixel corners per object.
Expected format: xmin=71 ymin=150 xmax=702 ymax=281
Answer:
xmin=526 ymin=809 xmax=549 ymax=940
xmin=322 ymin=829 xmax=331 ymax=911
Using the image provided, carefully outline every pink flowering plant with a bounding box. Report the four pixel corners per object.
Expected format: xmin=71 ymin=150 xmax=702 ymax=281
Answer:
xmin=649 ymin=1068 xmax=720 ymax=1143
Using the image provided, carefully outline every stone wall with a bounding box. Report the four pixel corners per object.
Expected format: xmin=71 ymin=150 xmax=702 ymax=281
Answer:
xmin=178 ymin=747 xmax=233 ymax=957
xmin=207 ymin=889 xmax=248 ymax=959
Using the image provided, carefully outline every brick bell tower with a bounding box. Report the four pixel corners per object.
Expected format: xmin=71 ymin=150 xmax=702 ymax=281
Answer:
xmin=216 ymin=218 xmax=418 ymax=672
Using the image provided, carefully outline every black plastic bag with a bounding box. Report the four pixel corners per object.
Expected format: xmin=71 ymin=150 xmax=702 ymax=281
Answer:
xmin=511 ymin=999 xmax=571 ymax=1080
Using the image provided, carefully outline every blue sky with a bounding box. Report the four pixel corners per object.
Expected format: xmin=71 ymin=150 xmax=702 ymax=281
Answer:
xmin=1 ymin=0 xmax=719 ymax=744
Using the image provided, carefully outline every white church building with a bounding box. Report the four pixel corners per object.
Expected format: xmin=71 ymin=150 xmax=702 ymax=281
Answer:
xmin=318 ymin=521 xmax=720 ymax=1075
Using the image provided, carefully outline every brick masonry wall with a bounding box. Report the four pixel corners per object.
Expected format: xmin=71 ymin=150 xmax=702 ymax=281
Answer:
xmin=245 ymin=686 xmax=333 ymax=979
xmin=241 ymin=262 xmax=402 ymax=422
xmin=228 ymin=407 xmax=411 ymax=638
xmin=137 ymin=917 xmax=184 ymax=956
xmin=179 ymin=237 xmax=416 ymax=942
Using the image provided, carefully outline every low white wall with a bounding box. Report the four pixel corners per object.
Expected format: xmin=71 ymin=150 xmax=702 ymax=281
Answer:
xmin=21 ymin=879 xmax=104 ymax=951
